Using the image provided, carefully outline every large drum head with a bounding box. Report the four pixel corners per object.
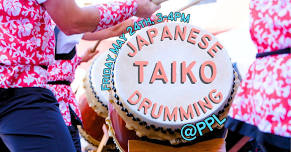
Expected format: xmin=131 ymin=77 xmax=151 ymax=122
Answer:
xmin=111 ymin=22 xmax=236 ymax=144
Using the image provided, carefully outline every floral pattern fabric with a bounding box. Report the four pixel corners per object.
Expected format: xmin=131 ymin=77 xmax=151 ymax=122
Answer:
xmin=48 ymin=55 xmax=82 ymax=82
xmin=249 ymin=0 xmax=291 ymax=53
xmin=49 ymin=84 xmax=82 ymax=126
xmin=0 ymin=0 xmax=137 ymax=89
xmin=228 ymin=0 xmax=291 ymax=137
xmin=48 ymin=55 xmax=82 ymax=126
xmin=95 ymin=0 xmax=137 ymax=31
xmin=0 ymin=0 xmax=55 ymax=88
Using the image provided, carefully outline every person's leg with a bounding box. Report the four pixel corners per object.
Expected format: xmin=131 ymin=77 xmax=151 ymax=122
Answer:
xmin=68 ymin=105 xmax=83 ymax=152
xmin=0 ymin=88 xmax=76 ymax=152
xmin=68 ymin=125 xmax=82 ymax=152
xmin=259 ymin=142 xmax=290 ymax=152
xmin=0 ymin=138 xmax=9 ymax=152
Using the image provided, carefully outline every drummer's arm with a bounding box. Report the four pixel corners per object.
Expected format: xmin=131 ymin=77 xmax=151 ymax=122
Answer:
xmin=79 ymin=48 xmax=100 ymax=63
xmin=43 ymin=0 xmax=160 ymax=35
xmin=82 ymin=19 xmax=133 ymax=41
xmin=82 ymin=15 xmax=160 ymax=41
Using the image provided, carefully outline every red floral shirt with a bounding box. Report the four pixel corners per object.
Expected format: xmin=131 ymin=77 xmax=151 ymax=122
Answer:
xmin=0 ymin=0 xmax=55 ymax=88
xmin=0 ymin=0 xmax=137 ymax=89
xmin=228 ymin=0 xmax=291 ymax=137
xmin=48 ymin=0 xmax=138 ymax=126
xmin=95 ymin=0 xmax=137 ymax=31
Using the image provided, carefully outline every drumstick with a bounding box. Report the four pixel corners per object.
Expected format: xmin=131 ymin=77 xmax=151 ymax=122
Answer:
xmin=91 ymin=40 xmax=102 ymax=53
xmin=96 ymin=124 xmax=110 ymax=152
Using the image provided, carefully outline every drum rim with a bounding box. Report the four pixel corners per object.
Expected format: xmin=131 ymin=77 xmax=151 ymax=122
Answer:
xmin=85 ymin=53 xmax=112 ymax=118
xmin=78 ymin=125 xmax=101 ymax=147
xmin=110 ymin=70 xmax=240 ymax=144
xmin=78 ymin=125 xmax=116 ymax=150
xmin=88 ymin=57 xmax=109 ymax=109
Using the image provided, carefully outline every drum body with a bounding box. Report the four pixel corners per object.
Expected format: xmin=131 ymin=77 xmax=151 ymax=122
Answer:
xmin=79 ymin=94 xmax=117 ymax=151
xmin=78 ymin=94 xmax=106 ymax=146
xmin=107 ymin=103 xmax=139 ymax=152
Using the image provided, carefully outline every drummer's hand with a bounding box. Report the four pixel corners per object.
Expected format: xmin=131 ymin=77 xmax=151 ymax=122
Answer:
xmin=135 ymin=0 xmax=161 ymax=18
xmin=81 ymin=48 xmax=100 ymax=62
